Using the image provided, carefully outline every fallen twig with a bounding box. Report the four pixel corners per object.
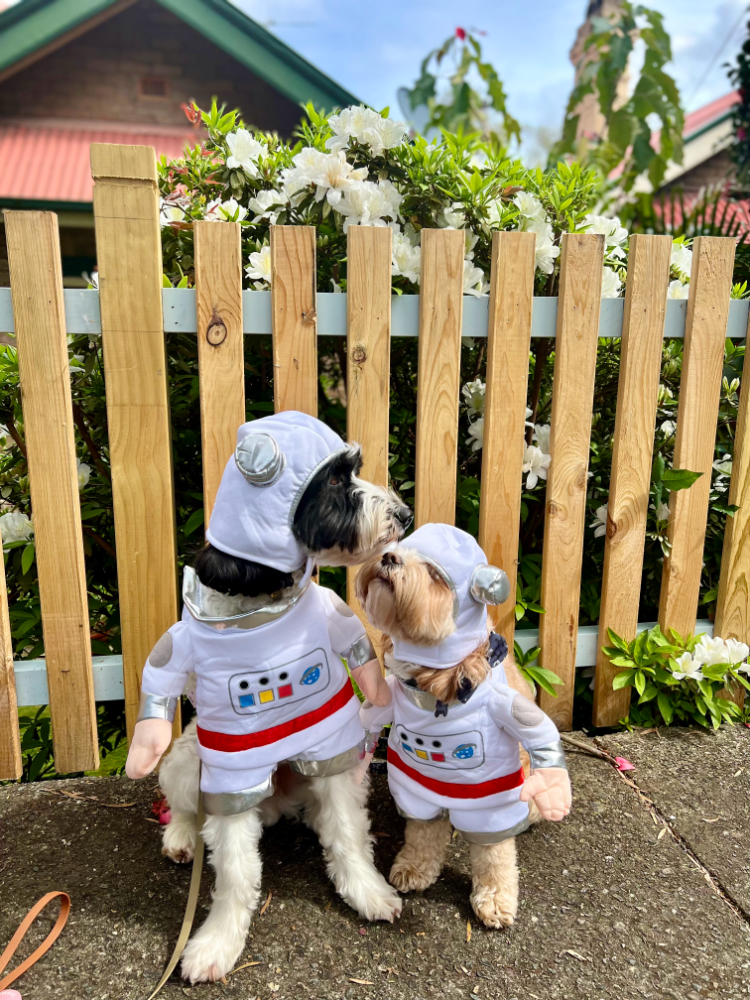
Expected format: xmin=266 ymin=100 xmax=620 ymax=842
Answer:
xmin=43 ymin=788 xmax=136 ymax=808
xmin=259 ymin=890 xmax=272 ymax=916
xmin=227 ymin=961 xmax=262 ymax=976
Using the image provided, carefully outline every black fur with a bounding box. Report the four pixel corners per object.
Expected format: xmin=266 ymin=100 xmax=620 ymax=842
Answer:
xmin=193 ymin=545 xmax=293 ymax=598
xmin=193 ymin=443 xmax=411 ymax=597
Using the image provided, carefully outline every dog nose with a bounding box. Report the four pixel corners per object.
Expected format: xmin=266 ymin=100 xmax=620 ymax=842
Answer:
xmin=395 ymin=506 xmax=413 ymax=530
xmin=382 ymin=550 xmax=402 ymax=567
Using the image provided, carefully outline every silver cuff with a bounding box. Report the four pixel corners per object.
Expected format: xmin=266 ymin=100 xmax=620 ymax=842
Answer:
xmin=203 ymin=774 xmax=275 ymax=815
xmin=528 ymin=741 xmax=567 ymax=770
xmin=342 ymin=632 xmax=376 ymax=669
xmin=456 ymin=815 xmax=531 ymax=844
xmin=137 ymin=692 xmax=178 ymax=723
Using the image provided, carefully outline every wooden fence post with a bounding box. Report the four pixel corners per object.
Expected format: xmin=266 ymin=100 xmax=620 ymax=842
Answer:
xmin=5 ymin=211 xmax=98 ymax=771
xmin=478 ymin=231 xmax=536 ymax=645
xmin=271 ymin=226 xmax=318 ymax=415
xmin=592 ymin=235 xmax=672 ymax=727
xmin=0 ymin=520 xmax=22 ymax=780
xmin=414 ymin=229 xmax=465 ymax=527
xmin=194 ymin=221 xmax=245 ymax=524
xmin=91 ymin=144 xmax=180 ymax=741
xmin=538 ymin=233 xmax=604 ymax=730
xmin=659 ymin=237 xmax=735 ymax=638
xmin=345 ymin=226 xmax=392 ymax=616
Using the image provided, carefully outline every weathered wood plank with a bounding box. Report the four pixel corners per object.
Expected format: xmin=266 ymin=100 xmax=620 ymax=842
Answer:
xmin=659 ymin=237 xmax=736 ymax=638
xmin=194 ymin=221 xmax=245 ymax=524
xmin=538 ymin=233 xmax=604 ymax=730
xmin=345 ymin=226 xmax=393 ymax=621
xmin=478 ymin=231 xmax=536 ymax=644
xmin=91 ymin=144 xmax=180 ymax=741
xmin=5 ymin=210 xmax=98 ymax=771
xmin=271 ymin=226 xmax=317 ymax=416
xmin=592 ymin=235 xmax=672 ymax=727
xmin=414 ymin=228 xmax=465 ymax=527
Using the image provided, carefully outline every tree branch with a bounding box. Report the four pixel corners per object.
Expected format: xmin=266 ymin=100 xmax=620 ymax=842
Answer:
xmin=72 ymin=402 xmax=111 ymax=483
xmin=5 ymin=414 xmax=27 ymax=459
xmin=82 ymin=524 xmax=116 ymax=559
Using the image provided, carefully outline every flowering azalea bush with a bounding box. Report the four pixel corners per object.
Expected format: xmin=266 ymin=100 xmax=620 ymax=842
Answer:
xmin=602 ymin=625 xmax=750 ymax=729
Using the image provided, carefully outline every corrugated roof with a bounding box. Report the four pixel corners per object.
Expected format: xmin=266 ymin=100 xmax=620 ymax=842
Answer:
xmin=0 ymin=120 xmax=199 ymax=203
xmin=683 ymin=91 xmax=739 ymax=140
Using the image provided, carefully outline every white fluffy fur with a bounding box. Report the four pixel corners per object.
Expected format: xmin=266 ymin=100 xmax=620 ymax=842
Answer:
xmin=159 ymin=720 xmax=401 ymax=983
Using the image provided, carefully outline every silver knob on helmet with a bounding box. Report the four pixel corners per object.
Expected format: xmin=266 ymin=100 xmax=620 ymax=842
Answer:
xmin=235 ymin=432 xmax=286 ymax=487
xmin=469 ymin=564 xmax=510 ymax=606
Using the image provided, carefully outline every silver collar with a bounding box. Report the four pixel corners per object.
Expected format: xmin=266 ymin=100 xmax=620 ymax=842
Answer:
xmin=397 ymin=677 xmax=458 ymax=712
xmin=182 ymin=565 xmax=308 ymax=631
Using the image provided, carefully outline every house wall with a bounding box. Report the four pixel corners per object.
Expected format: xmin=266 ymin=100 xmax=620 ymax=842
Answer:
xmin=661 ymin=150 xmax=735 ymax=194
xmin=0 ymin=0 xmax=302 ymax=135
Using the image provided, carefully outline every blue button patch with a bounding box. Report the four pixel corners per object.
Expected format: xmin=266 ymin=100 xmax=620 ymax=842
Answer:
xmin=453 ymin=744 xmax=476 ymax=760
xmin=301 ymin=664 xmax=321 ymax=685
xmin=239 ymin=693 xmax=255 ymax=708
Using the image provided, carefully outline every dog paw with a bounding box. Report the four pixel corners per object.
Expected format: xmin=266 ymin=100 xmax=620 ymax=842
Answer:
xmin=389 ymin=857 xmax=440 ymax=893
xmin=345 ymin=875 xmax=403 ymax=923
xmin=180 ymin=927 xmax=244 ymax=983
xmin=470 ymin=888 xmax=517 ymax=929
xmin=161 ymin=814 xmax=197 ymax=864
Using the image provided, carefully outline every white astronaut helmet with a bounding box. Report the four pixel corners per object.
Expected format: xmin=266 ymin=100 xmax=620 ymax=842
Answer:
xmin=206 ymin=411 xmax=347 ymax=574
xmin=392 ymin=523 xmax=510 ymax=669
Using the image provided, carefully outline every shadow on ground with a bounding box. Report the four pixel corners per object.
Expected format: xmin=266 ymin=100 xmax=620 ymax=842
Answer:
xmin=1 ymin=729 xmax=749 ymax=1000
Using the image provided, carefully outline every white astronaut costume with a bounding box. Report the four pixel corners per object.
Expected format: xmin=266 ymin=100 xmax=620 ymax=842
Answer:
xmin=361 ymin=524 xmax=566 ymax=844
xmin=138 ymin=412 xmax=374 ymax=815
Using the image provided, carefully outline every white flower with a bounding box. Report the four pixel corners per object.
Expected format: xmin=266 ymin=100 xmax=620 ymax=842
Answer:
xmin=660 ymin=419 xmax=676 ymax=437
xmin=667 ymin=279 xmax=689 ymax=300
xmin=225 ymin=129 xmax=267 ymax=177
xmin=0 ymin=510 xmax=33 ymax=547
xmin=656 ymin=501 xmax=670 ymax=521
xmin=672 ymin=651 xmax=703 ymax=681
xmin=583 ymin=214 xmax=628 ymax=259
xmin=522 ymin=445 xmax=551 ymax=489
xmin=724 ymin=638 xmax=750 ymax=667
xmin=466 ymin=416 xmax=484 ymax=452
xmin=361 ymin=114 xmax=408 ymax=156
xmin=525 ymin=407 xmax=534 ymax=429
xmin=216 ymin=198 xmax=248 ymax=222
xmin=335 ymin=179 xmax=399 ymax=230
xmin=533 ymin=423 xmax=551 ymax=455
xmin=630 ymin=173 xmax=653 ymax=195
xmin=282 ymin=149 xmax=368 ymax=208
xmin=692 ymin=634 xmax=730 ymax=668
xmin=463 ymin=258 xmax=489 ymax=297
xmin=245 ymin=245 xmax=272 ymax=289
xmin=440 ymin=202 xmax=466 ymax=229
xmin=77 ymin=461 xmax=91 ymax=489
xmin=590 ymin=504 xmax=609 ymax=538
xmin=247 ymin=188 xmax=288 ymax=224
xmin=0 ymin=425 xmax=14 ymax=451
xmin=462 ymin=379 xmax=486 ymax=420
xmin=601 ymin=265 xmax=622 ymax=299
xmin=159 ymin=201 xmax=186 ymax=227
xmin=392 ymin=230 xmax=421 ymax=284
xmin=713 ymin=454 xmax=733 ymax=477
xmin=514 ymin=192 xmax=547 ymax=224
xmin=670 ymin=241 xmax=693 ymax=280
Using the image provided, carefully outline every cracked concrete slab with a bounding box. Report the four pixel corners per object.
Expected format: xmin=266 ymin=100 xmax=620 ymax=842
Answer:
xmin=598 ymin=725 xmax=750 ymax=917
xmin=1 ymin=743 xmax=748 ymax=1000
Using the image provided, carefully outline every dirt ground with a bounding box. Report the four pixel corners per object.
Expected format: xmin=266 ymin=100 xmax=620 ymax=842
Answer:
xmin=1 ymin=728 xmax=749 ymax=1000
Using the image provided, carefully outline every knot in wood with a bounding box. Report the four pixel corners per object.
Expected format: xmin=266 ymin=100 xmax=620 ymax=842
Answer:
xmin=206 ymin=309 xmax=227 ymax=346
xmin=351 ymin=346 xmax=367 ymax=366
xmin=301 ymin=307 xmax=317 ymax=325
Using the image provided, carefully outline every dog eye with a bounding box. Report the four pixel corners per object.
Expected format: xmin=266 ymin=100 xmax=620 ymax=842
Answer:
xmin=329 ymin=476 xmax=339 ymax=486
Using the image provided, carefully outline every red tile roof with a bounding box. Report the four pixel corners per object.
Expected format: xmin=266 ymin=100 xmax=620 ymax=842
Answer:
xmin=683 ymin=91 xmax=739 ymax=139
xmin=0 ymin=119 xmax=202 ymax=204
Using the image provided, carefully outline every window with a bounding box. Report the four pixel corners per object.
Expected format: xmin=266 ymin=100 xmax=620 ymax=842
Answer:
xmin=138 ymin=77 xmax=169 ymax=100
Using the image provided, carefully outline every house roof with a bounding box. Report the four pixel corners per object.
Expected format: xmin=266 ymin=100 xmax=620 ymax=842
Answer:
xmin=659 ymin=91 xmax=739 ymax=188
xmin=0 ymin=0 xmax=359 ymax=110
xmin=683 ymin=90 xmax=739 ymax=142
xmin=0 ymin=119 xmax=200 ymax=205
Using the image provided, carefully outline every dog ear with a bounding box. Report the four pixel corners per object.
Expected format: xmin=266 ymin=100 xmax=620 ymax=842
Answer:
xmin=413 ymin=643 xmax=490 ymax=703
xmin=354 ymin=556 xmax=380 ymax=606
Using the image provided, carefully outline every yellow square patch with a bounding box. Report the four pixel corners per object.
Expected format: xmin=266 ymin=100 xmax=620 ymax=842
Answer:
xmin=415 ymin=749 xmax=428 ymax=759
xmin=259 ymin=689 xmax=275 ymax=704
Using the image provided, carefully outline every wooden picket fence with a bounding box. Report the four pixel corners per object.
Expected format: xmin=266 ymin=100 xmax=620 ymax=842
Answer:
xmin=1 ymin=142 xmax=748 ymax=781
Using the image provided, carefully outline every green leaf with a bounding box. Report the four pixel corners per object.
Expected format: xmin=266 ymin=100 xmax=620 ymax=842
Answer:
xmin=21 ymin=542 xmax=35 ymax=576
xmin=657 ymin=692 xmax=674 ymax=724
xmin=662 ymin=468 xmax=703 ymax=492
xmin=183 ymin=509 xmax=204 ymax=536
xmin=612 ymin=669 xmax=635 ymax=691
xmin=634 ymin=670 xmax=646 ymax=696
xmin=606 ymin=628 xmax=630 ymax=653
xmin=524 ymin=665 xmax=563 ymax=697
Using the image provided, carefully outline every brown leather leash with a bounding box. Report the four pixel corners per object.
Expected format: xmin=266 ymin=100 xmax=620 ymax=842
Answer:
xmin=0 ymin=891 xmax=71 ymax=992
xmin=144 ymin=791 xmax=206 ymax=1000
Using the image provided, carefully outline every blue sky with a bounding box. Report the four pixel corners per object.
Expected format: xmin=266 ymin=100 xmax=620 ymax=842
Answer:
xmin=232 ymin=0 xmax=748 ymax=161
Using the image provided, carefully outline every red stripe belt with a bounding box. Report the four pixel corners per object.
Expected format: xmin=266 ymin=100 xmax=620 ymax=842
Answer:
xmin=197 ymin=679 xmax=355 ymax=753
xmin=387 ymin=747 xmax=524 ymax=799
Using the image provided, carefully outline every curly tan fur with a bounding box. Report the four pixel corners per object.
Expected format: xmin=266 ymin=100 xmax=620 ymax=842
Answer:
xmin=469 ymin=839 xmax=519 ymax=928
xmin=389 ymin=818 xmax=452 ymax=893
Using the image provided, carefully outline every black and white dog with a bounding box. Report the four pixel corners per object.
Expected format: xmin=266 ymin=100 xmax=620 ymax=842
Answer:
xmin=158 ymin=441 xmax=412 ymax=982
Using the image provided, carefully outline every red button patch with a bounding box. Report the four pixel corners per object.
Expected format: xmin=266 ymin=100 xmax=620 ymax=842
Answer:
xmin=431 ymin=752 xmax=445 ymax=762
xmin=278 ymin=684 xmax=293 ymax=699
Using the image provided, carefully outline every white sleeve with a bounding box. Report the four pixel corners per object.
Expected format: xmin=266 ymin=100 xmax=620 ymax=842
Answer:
xmin=317 ymin=585 xmax=376 ymax=667
xmin=359 ymin=675 xmax=397 ymax=733
xmin=140 ymin=621 xmax=195 ymax=704
xmin=487 ymin=679 xmax=562 ymax=751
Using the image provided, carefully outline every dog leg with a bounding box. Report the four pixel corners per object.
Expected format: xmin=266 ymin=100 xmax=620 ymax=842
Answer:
xmin=389 ymin=818 xmax=452 ymax=893
xmin=181 ymin=809 xmax=264 ymax=983
xmin=304 ymin=771 xmax=402 ymax=923
xmin=158 ymin=721 xmax=200 ymax=863
xmin=469 ymin=838 xmax=519 ymax=929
